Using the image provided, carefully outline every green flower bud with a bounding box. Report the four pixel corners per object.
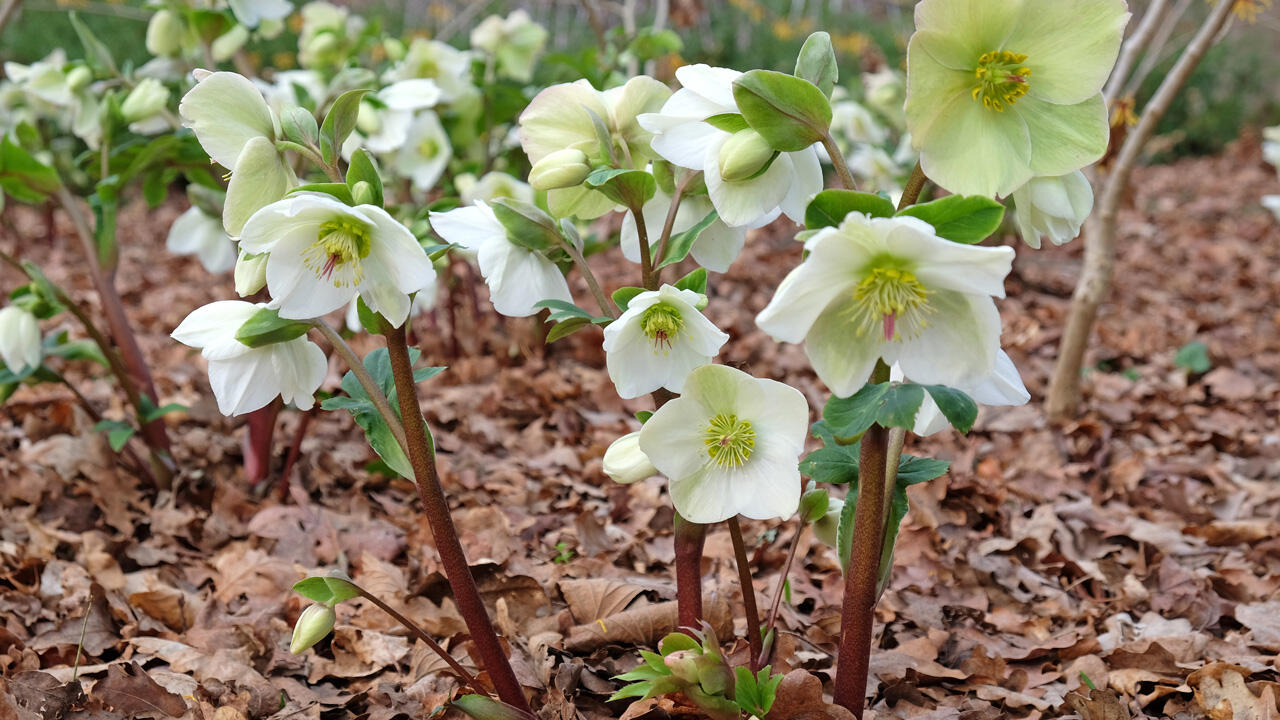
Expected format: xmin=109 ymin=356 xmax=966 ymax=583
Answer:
xmin=798 ymin=485 xmax=829 ymax=524
xmin=145 ymin=10 xmax=183 ymax=57
xmin=694 ymin=655 xmax=733 ymax=697
xmin=234 ymin=250 xmax=268 ymax=297
xmin=383 ymin=37 xmax=407 ymax=62
xmin=281 ymin=106 xmax=320 ymax=147
xmin=355 ymin=101 xmax=381 ymax=136
xmin=528 ymin=148 xmax=591 ymax=191
xmin=65 ymin=66 xmax=92 ymax=93
xmin=121 ymin=79 xmax=170 ymax=124
xmin=813 ymin=497 xmax=843 ymax=548
xmin=663 ymin=649 xmax=701 ymax=684
xmin=211 ymin=24 xmax=250 ymax=63
xmin=350 ymin=180 xmax=376 ymax=207
xmin=289 ymin=603 xmax=335 ymax=654
xmin=716 ymin=129 xmax=774 ymax=182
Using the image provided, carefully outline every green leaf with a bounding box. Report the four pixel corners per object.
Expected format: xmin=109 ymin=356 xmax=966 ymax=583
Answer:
xmin=657 ymin=210 xmax=717 ymax=269
xmin=69 ymin=13 xmax=117 ymax=75
xmin=799 ymin=445 xmax=859 ymax=485
xmin=635 ymin=410 xmax=653 ymax=424
xmin=533 ymin=299 xmax=593 ymax=321
xmin=319 ymin=89 xmax=370 ymax=167
xmin=290 ymin=182 xmax=355 ymax=205
xmin=0 ymin=135 xmax=61 ymax=203
xmin=835 ymin=489 xmax=857 ymax=571
xmin=612 ymin=286 xmax=645 ymax=312
xmin=93 ymin=419 xmax=135 ymax=452
xmin=704 ymin=113 xmax=749 ymax=133
xmin=1174 ymin=340 xmax=1211 ymax=374
xmin=584 ymin=167 xmax=655 ymax=209
xmin=291 ymin=574 xmax=359 ymax=604
xmin=490 ymin=198 xmax=562 ymax=252
xmin=805 ymin=189 xmax=895 ymax=229
xmin=921 ymin=384 xmax=978 ymax=433
xmin=673 ymin=267 xmax=707 ymax=295
xmin=141 ymin=402 xmax=186 ymax=423
xmin=795 ymin=32 xmax=838 ymax=98
xmin=345 ymin=149 xmax=384 ymax=207
xmin=545 ymin=316 xmax=591 ymax=343
xmin=896 ymin=454 xmax=950 ymax=484
xmin=896 ymin=195 xmax=1005 ymax=244
xmin=822 ymin=382 xmax=925 ymax=438
xmin=234 ymin=307 xmax=312 ymax=348
xmin=732 ymin=69 xmax=832 ymax=152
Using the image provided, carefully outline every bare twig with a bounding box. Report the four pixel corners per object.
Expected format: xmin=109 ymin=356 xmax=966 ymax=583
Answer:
xmin=1106 ymin=0 xmax=1170 ymax=104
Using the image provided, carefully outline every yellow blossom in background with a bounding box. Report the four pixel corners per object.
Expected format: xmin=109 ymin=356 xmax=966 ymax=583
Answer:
xmin=1110 ymin=96 xmax=1138 ymax=128
xmin=1212 ymin=0 xmax=1272 ymax=23
xmin=833 ymin=31 xmax=869 ymax=57
xmin=729 ymin=0 xmax=766 ymax=23
xmin=271 ymin=52 xmax=297 ymax=70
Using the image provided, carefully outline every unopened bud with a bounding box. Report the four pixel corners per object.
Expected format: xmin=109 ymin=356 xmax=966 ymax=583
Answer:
xmin=602 ymin=431 xmax=656 ymax=485
xmin=289 ymin=604 xmax=335 ymax=654
xmin=812 ymin=497 xmax=843 ymax=548
xmin=528 ymin=148 xmax=590 ymax=191
xmin=281 ymin=106 xmax=319 ymax=147
xmin=121 ymin=79 xmax=170 ymax=124
xmin=234 ymin=251 xmax=268 ymax=297
xmin=383 ymin=37 xmax=406 ymax=62
xmin=355 ymin=102 xmax=381 ymax=136
xmin=350 ymin=180 xmax=376 ymax=207
xmin=798 ymin=485 xmax=829 ymax=524
xmin=717 ymin=129 xmax=774 ymax=182
xmin=695 ymin=656 xmax=733 ymax=696
xmin=65 ymin=66 xmax=92 ymax=93
xmin=145 ymin=10 xmax=183 ymax=57
xmin=663 ymin=650 xmax=701 ymax=684
xmin=211 ymin=24 xmax=250 ymax=62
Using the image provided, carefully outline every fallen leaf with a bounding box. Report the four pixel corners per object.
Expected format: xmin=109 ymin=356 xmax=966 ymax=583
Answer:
xmin=91 ymin=662 xmax=186 ymax=718
xmin=4 ymin=672 xmax=83 ymax=720
xmin=1189 ymin=663 xmax=1279 ymax=720
xmin=1065 ymin=687 xmax=1131 ymax=720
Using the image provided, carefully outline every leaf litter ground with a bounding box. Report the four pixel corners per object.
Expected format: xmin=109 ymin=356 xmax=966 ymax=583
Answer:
xmin=1 ymin=137 xmax=1279 ymax=719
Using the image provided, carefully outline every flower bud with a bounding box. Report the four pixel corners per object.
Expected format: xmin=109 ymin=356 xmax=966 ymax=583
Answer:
xmin=798 ymin=485 xmax=829 ymax=524
xmin=717 ymin=129 xmax=774 ymax=182
xmin=65 ymin=66 xmax=92 ymax=93
xmin=121 ymin=79 xmax=170 ymax=124
xmin=1012 ymin=171 xmax=1093 ymax=249
xmin=663 ymin=649 xmax=701 ymax=684
xmin=211 ymin=24 xmax=250 ymax=62
xmin=603 ymin=432 xmax=656 ymax=484
xmin=146 ymin=10 xmax=183 ymax=57
xmin=812 ymin=497 xmax=843 ymax=548
xmin=281 ymin=106 xmax=320 ymax=147
xmin=350 ymin=181 xmax=376 ymax=207
xmin=383 ymin=37 xmax=407 ymax=62
xmin=355 ymin=101 xmax=381 ymax=136
xmin=528 ymin=148 xmax=591 ymax=191
xmin=0 ymin=306 xmax=42 ymax=374
xmin=694 ymin=655 xmax=733 ymax=696
xmin=289 ymin=603 xmax=335 ymax=654
xmin=234 ymin=250 xmax=268 ymax=297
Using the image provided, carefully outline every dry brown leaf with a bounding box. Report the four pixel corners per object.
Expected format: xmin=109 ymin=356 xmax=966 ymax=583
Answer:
xmin=3 ymin=672 xmax=83 ymax=720
xmin=559 ymin=578 xmax=644 ymax=625
xmin=1065 ymin=687 xmax=1131 ymax=720
xmin=765 ymin=669 xmax=856 ymax=720
xmin=91 ymin=662 xmax=187 ymax=718
xmin=563 ymin=595 xmax=731 ymax=652
xmin=1189 ymin=663 xmax=1279 ymax=720
xmin=1234 ymin=602 xmax=1280 ymax=652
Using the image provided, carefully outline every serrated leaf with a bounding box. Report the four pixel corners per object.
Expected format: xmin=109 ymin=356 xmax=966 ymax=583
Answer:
xmin=896 ymin=454 xmax=949 ymax=484
xmin=897 ymin=195 xmax=1005 ymax=244
xmin=657 ymin=210 xmax=717 ymax=269
xmin=799 ymin=445 xmax=859 ymax=484
xmin=922 ymin=384 xmax=978 ymax=433
xmin=805 ymin=189 xmax=895 ymax=229
xmin=822 ymin=382 xmax=925 ymax=437
xmin=732 ymin=69 xmax=832 ymax=152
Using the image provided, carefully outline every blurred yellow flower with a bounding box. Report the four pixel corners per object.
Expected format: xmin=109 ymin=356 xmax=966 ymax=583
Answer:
xmin=1214 ymin=0 xmax=1271 ymax=22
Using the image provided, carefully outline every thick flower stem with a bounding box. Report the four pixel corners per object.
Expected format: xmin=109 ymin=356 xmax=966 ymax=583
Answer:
xmin=897 ymin=162 xmax=927 ymax=211
xmin=652 ymin=170 xmax=701 ymax=280
xmin=674 ymin=513 xmax=707 ymax=629
xmin=381 ymin=322 xmax=531 ymax=715
xmin=833 ymin=361 xmax=893 ymax=717
xmin=727 ymin=517 xmax=762 ymax=669
xmin=820 ymin=132 xmax=858 ymax=191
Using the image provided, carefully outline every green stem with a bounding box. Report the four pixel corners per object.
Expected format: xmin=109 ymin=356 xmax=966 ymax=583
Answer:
xmin=728 ymin=517 xmax=762 ymax=670
xmin=380 ymin=322 xmax=531 ymax=715
xmin=634 ymin=203 xmax=655 ymax=291
xmin=311 ymin=320 xmax=409 ymax=458
xmin=821 ymin=132 xmax=858 ymax=191
xmin=651 ymin=170 xmax=701 ymax=281
xmin=559 ymin=236 xmax=616 ymax=319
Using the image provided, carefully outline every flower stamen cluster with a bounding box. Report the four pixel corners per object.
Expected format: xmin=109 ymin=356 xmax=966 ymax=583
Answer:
xmin=306 ymin=219 xmax=373 ymax=287
xmin=972 ymin=51 xmax=1031 ymax=112
xmin=641 ymin=302 xmax=685 ymax=351
xmin=847 ymin=265 xmax=932 ymax=341
xmin=703 ymin=413 xmax=756 ymax=468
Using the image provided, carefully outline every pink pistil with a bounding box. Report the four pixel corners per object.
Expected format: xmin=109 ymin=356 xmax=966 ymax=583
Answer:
xmin=883 ymin=313 xmax=896 ymax=341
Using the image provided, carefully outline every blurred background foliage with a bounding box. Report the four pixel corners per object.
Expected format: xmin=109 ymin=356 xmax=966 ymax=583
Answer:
xmin=3 ymin=0 xmax=1277 ymax=159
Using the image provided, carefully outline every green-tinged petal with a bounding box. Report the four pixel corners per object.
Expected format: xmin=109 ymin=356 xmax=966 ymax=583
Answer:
xmin=918 ymin=89 xmax=1032 ymax=197
xmin=1012 ymin=0 xmax=1128 ymax=105
xmin=607 ymin=76 xmax=673 ymax=163
xmin=179 ymin=71 xmax=276 ymax=170
xmin=913 ymin=0 xmax=1023 ymax=57
xmin=639 ymin=396 xmax=715 ymax=481
xmin=904 ymin=37 xmax=974 ymax=152
xmin=913 ymin=29 xmax=981 ymax=72
xmin=223 ymin=137 xmax=293 ymax=236
xmin=679 ymin=364 xmax=752 ymax=416
xmin=893 ymin=291 xmax=1001 ymax=386
xmin=517 ymin=80 xmax=608 ymax=164
xmin=803 ymin=295 xmax=884 ymax=399
xmin=1019 ymin=94 xmax=1108 ymax=178
xmin=547 ymin=185 xmax=618 ymax=220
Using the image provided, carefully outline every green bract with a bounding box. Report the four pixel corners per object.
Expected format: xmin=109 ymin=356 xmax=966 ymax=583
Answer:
xmin=904 ymin=0 xmax=1128 ymax=197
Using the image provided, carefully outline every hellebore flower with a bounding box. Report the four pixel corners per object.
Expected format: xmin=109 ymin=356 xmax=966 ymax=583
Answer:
xmin=383 ymin=37 xmax=473 ymax=103
xmin=458 ymin=171 xmax=534 ymax=206
xmin=289 ymin=603 xmax=336 ymax=654
xmin=470 ymin=10 xmax=549 ymax=83
xmin=518 ymin=76 xmax=671 ymax=218
xmin=238 ymin=194 xmax=435 ymax=326
xmin=171 ymin=300 xmax=327 ymax=415
xmin=347 ymin=78 xmax=442 ymax=157
xmin=1012 ymin=170 xmax=1093 ymax=248
xmin=603 ymin=431 xmax=658 ymax=484
xmin=893 ymin=350 xmax=1029 ymax=436
xmin=620 ymin=189 xmax=747 ymax=273
xmin=429 ymin=201 xmax=572 ymax=317
xmin=0 ymin=305 xmax=41 ymax=374
xmin=755 ymin=213 xmax=1014 ymax=397
xmin=392 ymin=110 xmax=452 ymax=191
xmin=228 ymin=0 xmax=293 ymax=29
xmin=166 ymin=205 xmax=237 ymax=273
xmin=639 ymin=364 xmax=809 ymax=523
xmin=638 ymin=64 xmax=823 ymax=227
xmin=904 ymin=0 xmax=1128 ymax=197
xmin=602 ymin=284 xmax=729 ymax=398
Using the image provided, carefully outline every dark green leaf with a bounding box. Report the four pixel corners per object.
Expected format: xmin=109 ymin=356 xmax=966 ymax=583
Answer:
xmin=584 ymin=167 xmax=656 ymax=209
xmin=896 ymin=195 xmax=1005 ymax=244
xmin=732 ymin=70 xmax=832 ymax=152
xmin=234 ymin=307 xmax=312 ymax=348
xmin=921 ymin=384 xmax=979 ymax=433
xmin=896 ymin=454 xmax=950 ymax=485
xmin=822 ymin=382 xmax=925 ymax=437
xmin=657 ymin=210 xmax=717 ymax=269
xmin=612 ymin=286 xmax=645 ymax=312
xmin=93 ymin=419 xmax=135 ymax=452
xmin=799 ymin=445 xmax=859 ymax=484
xmin=545 ymin=316 xmax=591 ymax=343
xmin=290 ymin=182 xmax=355 ymax=205
xmin=805 ymin=189 xmax=895 ymax=229
xmin=345 ymin=149 xmax=384 ymax=207
xmin=319 ymin=89 xmax=370 ymax=166
xmin=673 ymin=267 xmax=707 ymax=295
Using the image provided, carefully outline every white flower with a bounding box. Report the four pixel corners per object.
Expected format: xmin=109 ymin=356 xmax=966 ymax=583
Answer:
xmin=1263 ymin=126 xmax=1280 ymax=172
xmin=848 ymin=145 xmax=904 ymax=198
xmin=429 ymin=201 xmax=571 ymax=317
xmin=235 ymin=250 xmax=268 ymax=296
xmin=603 ymin=431 xmax=657 ymax=484
xmin=1262 ymin=195 xmax=1280 ymax=222
xmin=894 ymin=350 xmax=1029 ymax=436
xmin=167 ymin=206 xmax=236 ymax=273
xmin=238 ymin=194 xmax=435 ymax=326
xmin=253 ymin=70 xmax=327 ymax=118
xmin=392 ymin=110 xmax=452 ymax=191
xmin=347 ymin=79 xmax=442 ymax=156
xmin=639 ymin=364 xmax=809 ymax=523
xmin=458 ymin=171 xmax=534 ymax=206
xmin=120 ymin=78 xmax=170 ymax=125
xmin=470 ymin=9 xmax=549 ymax=83
xmin=831 ymin=94 xmax=888 ymax=147
xmin=345 ymin=287 xmax=436 ymax=332
xmin=1012 ymin=170 xmax=1093 ymax=249
xmin=5 ymin=51 xmax=102 ymax=148
xmin=171 ymin=300 xmax=327 ymax=415
xmin=638 ymin=64 xmax=823 ymax=227
xmin=228 ymin=0 xmax=293 ymax=28
xmin=621 ymin=189 xmax=747 ymax=273
xmin=756 ymin=213 xmax=1014 ymax=397
xmin=602 ymin=284 xmax=728 ymax=399
xmin=0 ymin=306 xmax=42 ymax=374
xmin=384 ymin=38 xmax=473 ymax=103
xmin=298 ymin=1 xmax=364 ymax=69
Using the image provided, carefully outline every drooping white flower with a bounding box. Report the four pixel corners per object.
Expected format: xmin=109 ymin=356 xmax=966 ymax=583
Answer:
xmin=167 ymin=206 xmax=237 ymax=273
xmin=620 ymin=189 xmax=747 ymax=273
xmin=428 ymin=201 xmax=572 ymax=317
xmin=5 ymin=51 xmax=102 ymax=148
xmin=603 ymin=431 xmax=658 ymax=484
xmin=638 ymin=64 xmax=823 ymax=227
xmin=756 ymin=212 xmax=1015 ymax=398
xmin=470 ymin=9 xmax=549 ymax=83
xmin=120 ymin=78 xmax=170 ymax=131
xmin=0 ymin=306 xmax=42 ymax=374
xmin=171 ymin=300 xmax=327 ymax=415
xmin=602 ymin=284 xmax=728 ymax=399
xmin=893 ymin=350 xmax=1029 ymax=436
xmin=228 ymin=0 xmax=293 ymax=28
xmin=1011 ymin=170 xmax=1093 ymax=249
xmin=639 ymin=364 xmax=809 ymax=523
xmin=345 ymin=286 xmax=437 ymax=332
xmin=391 ymin=110 xmax=452 ymax=191
xmin=458 ymin=171 xmax=534 ymax=206
xmin=238 ymin=194 xmax=435 ymax=326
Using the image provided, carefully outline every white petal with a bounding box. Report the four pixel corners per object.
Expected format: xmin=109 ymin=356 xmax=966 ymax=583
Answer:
xmin=477 ymin=242 xmax=571 ymax=318
xmin=208 ymin=353 xmax=281 ymax=415
xmin=272 ymin=337 xmax=327 ymax=411
xmin=429 ymin=202 xmax=504 ymax=253
xmin=265 ymin=232 xmax=356 ymax=320
xmin=704 ymin=135 xmax=794 ymax=227
xmin=803 ymin=295 xmax=885 ymax=398
xmin=171 ymin=300 xmax=258 ymax=356
xmin=223 ymin=137 xmax=294 ymax=237
xmin=179 ymin=71 xmax=275 ymax=169
xmin=379 ymin=78 xmax=442 ymax=110
xmin=896 ymin=291 xmax=1002 ymax=386
xmin=755 ymin=226 xmax=866 ymax=343
xmin=778 ymin=146 xmax=823 ymax=224
xmin=239 ymin=193 xmax=354 ymax=255
xmin=639 ymin=395 xmax=716 ymax=481
xmin=673 ymin=64 xmax=741 ymax=110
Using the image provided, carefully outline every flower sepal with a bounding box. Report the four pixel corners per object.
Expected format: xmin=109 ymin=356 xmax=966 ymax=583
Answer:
xmin=233 ymin=307 xmax=314 ymax=349
xmin=732 ymin=69 xmax=832 ymax=152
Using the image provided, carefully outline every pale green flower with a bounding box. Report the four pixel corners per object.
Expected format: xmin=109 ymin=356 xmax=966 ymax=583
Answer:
xmin=470 ymin=10 xmax=549 ymax=83
xmin=904 ymin=0 xmax=1128 ymax=197
xmin=0 ymin=306 xmax=41 ymax=374
xmin=603 ymin=431 xmax=657 ymax=485
xmin=1011 ymin=170 xmax=1093 ymax=248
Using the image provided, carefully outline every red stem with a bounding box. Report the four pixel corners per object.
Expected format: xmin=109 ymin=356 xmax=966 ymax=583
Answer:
xmin=674 ymin=514 xmax=707 ymax=629
xmin=243 ymin=401 xmax=279 ymax=485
